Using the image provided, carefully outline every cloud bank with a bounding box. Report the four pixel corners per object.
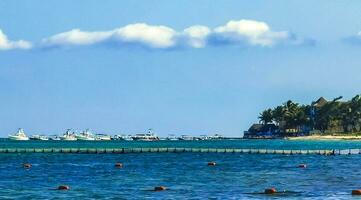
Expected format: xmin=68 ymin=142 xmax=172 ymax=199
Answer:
xmin=41 ymin=20 xmax=312 ymax=49
xmin=0 ymin=30 xmax=32 ymax=50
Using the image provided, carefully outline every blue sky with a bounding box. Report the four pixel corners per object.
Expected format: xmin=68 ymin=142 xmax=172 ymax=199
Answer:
xmin=1 ymin=0 xmax=361 ymax=137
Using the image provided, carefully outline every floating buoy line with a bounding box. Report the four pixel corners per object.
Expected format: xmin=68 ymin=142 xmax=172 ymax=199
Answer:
xmin=1 ymin=148 xmax=360 ymax=155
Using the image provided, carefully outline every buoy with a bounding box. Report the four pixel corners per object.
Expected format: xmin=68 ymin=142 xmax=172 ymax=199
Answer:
xmin=208 ymin=162 xmax=216 ymax=166
xmin=154 ymin=186 xmax=167 ymax=191
xmin=264 ymin=188 xmax=277 ymax=194
xmin=298 ymin=164 xmax=307 ymax=168
xmin=23 ymin=163 xmax=32 ymax=169
xmin=352 ymin=190 xmax=361 ymax=195
xmin=57 ymin=185 xmax=70 ymax=190
xmin=115 ymin=163 xmax=123 ymax=168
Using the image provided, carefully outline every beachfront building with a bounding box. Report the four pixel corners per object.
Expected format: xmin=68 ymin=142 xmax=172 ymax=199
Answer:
xmin=243 ymin=123 xmax=280 ymax=139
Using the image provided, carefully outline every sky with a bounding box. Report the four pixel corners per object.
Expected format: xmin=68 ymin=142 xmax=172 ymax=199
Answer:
xmin=1 ymin=0 xmax=361 ymax=137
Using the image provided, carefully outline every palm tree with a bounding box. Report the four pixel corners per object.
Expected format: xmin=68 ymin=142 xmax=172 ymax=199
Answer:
xmin=259 ymin=109 xmax=273 ymax=124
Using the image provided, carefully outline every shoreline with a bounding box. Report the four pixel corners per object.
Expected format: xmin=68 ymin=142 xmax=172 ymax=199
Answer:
xmin=286 ymin=135 xmax=361 ymax=141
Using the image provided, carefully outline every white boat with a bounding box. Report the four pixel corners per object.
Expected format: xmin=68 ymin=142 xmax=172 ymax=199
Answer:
xmin=49 ymin=135 xmax=61 ymax=140
xmin=30 ymin=135 xmax=49 ymax=140
xmin=178 ymin=135 xmax=195 ymax=141
xmin=8 ymin=128 xmax=29 ymax=141
xmin=95 ymin=134 xmax=111 ymax=141
xmin=112 ymin=134 xmax=133 ymax=141
xmin=132 ymin=129 xmax=159 ymax=141
xmin=76 ymin=129 xmax=96 ymax=141
xmin=198 ymin=135 xmax=209 ymax=140
xmin=60 ymin=129 xmax=77 ymax=141
xmin=209 ymin=134 xmax=224 ymax=140
xmin=165 ymin=134 xmax=178 ymax=141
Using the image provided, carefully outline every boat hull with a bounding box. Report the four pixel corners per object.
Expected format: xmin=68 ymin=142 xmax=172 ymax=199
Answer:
xmin=8 ymin=136 xmax=29 ymax=141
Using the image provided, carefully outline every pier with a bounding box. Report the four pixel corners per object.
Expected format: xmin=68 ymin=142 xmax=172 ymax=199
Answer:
xmin=0 ymin=147 xmax=360 ymax=155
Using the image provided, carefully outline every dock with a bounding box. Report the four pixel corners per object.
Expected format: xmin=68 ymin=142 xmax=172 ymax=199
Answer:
xmin=0 ymin=148 xmax=360 ymax=155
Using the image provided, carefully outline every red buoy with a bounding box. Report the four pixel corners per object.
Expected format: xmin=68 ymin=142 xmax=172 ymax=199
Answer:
xmin=23 ymin=163 xmax=32 ymax=169
xmin=208 ymin=162 xmax=216 ymax=166
xmin=57 ymin=185 xmax=70 ymax=190
xmin=264 ymin=188 xmax=277 ymax=194
xmin=154 ymin=186 xmax=167 ymax=191
xmin=115 ymin=163 xmax=123 ymax=168
xmin=352 ymin=190 xmax=361 ymax=195
xmin=298 ymin=164 xmax=307 ymax=168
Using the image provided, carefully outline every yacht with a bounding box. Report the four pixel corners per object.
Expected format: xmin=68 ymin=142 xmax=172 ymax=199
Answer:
xmin=8 ymin=128 xmax=29 ymax=141
xmin=198 ymin=135 xmax=209 ymax=140
xmin=132 ymin=129 xmax=159 ymax=141
xmin=178 ymin=135 xmax=195 ymax=141
xmin=30 ymin=135 xmax=49 ymax=140
xmin=60 ymin=129 xmax=77 ymax=141
xmin=112 ymin=134 xmax=133 ymax=141
xmin=165 ymin=134 xmax=178 ymax=141
xmin=48 ymin=135 xmax=61 ymax=140
xmin=76 ymin=129 xmax=96 ymax=141
xmin=209 ymin=134 xmax=224 ymax=140
xmin=95 ymin=134 xmax=111 ymax=141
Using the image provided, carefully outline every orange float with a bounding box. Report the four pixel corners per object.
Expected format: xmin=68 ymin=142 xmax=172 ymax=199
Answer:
xmin=352 ymin=190 xmax=361 ymax=195
xmin=264 ymin=188 xmax=277 ymax=194
xmin=154 ymin=186 xmax=167 ymax=191
xmin=57 ymin=185 xmax=70 ymax=190
xmin=115 ymin=163 xmax=123 ymax=168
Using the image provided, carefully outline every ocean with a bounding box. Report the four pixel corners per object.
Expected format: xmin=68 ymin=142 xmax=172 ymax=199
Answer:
xmin=1 ymin=139 xmax=361 ymax=199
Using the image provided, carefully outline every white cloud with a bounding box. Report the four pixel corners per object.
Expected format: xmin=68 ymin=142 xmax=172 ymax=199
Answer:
xmin=0 ymin=29 xmax=32 ymax=50
xmin=183 ymin=25 xmax=211 ymax=48
xmin=41 ymin=20 xmax=310 ymax=49
xmin=42 ymin=29 xmax=112 ymax=46
xmin=213 ymin=19 xmax=289 ymax=46
xmin=42 ymin=23 xmax=177 ymax=49
xmin=113 ymin=23 xmax=176 ymax=48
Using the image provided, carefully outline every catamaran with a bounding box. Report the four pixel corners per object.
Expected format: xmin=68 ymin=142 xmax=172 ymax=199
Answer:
xmin=8 ymin=128 xmax=29 ymax=141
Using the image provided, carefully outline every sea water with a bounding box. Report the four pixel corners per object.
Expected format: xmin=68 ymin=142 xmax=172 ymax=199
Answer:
xmin=1 ymin=139 xmax=361 ymax=199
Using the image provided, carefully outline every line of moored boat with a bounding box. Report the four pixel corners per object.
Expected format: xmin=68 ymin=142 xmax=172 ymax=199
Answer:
xmin=7 ymin=128 xmax=225 ymax=141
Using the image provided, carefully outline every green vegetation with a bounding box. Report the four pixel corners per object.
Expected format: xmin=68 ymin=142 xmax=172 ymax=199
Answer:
xmin=259 ymin=95 xmax=361 ymax=135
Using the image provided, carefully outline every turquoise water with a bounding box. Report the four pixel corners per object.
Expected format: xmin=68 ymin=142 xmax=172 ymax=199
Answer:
xmin=2 ymin=139 xmax=361 ymax=150
xmin=1 ymin=140 xmax=361 ymax=199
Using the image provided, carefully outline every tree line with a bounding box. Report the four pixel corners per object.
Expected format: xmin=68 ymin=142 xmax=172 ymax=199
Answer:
xmin=258 ymin=95 xmax=361 ymax=134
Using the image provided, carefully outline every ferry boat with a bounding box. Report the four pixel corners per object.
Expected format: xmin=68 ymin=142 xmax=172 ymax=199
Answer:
xmin=60 ymin=129 xmax=77 ymax=141
xmin=95 ymin=134 xmax=111 ymax=141
xmin=76 ymin=129 xmax=96 ymax=141
xmin=30 ymin=135 xmax=49 ymax=140
xmin=132 ymin=129 xmax=159 ymax=141
xmin=8 ymin=128 xmax=29 ymax=141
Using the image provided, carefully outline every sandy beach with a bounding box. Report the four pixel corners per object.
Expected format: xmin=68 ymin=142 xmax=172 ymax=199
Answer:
xmin=287 ymin=135 xmax=361 ymax=140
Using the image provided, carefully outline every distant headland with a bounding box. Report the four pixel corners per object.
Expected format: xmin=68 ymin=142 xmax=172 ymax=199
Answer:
xmin=244 ymin=95 xmax=361 ymax=140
